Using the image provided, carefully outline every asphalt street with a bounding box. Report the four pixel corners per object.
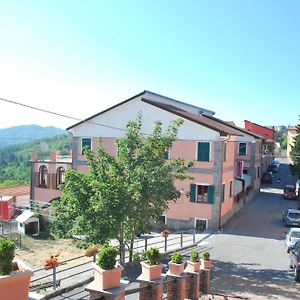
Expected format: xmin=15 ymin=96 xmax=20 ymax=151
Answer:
xmin=204 ymin=158 xmax=300 ymax=299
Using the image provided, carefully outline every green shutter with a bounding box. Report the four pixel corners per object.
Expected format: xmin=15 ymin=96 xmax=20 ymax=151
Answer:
xmin=208 ymin=185 xmax=215 ymax=204
xmin=197 ymin=142 xmax=210 ymax=161
xmin=190 ymin=184 xmax=197 ymax=202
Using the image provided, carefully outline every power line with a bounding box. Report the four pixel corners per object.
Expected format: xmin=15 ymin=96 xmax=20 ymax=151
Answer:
xmin=0 ymin=96 xmax=134 ymax=134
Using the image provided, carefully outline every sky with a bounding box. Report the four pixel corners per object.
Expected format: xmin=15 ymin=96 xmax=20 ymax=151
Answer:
xmin=0 ymin=0 xmax=299 ymax=130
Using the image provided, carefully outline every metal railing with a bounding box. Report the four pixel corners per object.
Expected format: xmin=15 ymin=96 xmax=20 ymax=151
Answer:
xmin=29 ymin=229 xmax=196 ymax=293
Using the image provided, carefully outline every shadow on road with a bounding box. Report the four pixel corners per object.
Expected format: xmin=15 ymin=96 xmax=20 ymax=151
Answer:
xmin=211 ymin=259 xmax=300 ymax=299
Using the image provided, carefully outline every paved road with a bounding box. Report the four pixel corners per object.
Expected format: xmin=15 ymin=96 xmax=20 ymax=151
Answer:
xmin=202 ymin=158 xmax=300 ymax=299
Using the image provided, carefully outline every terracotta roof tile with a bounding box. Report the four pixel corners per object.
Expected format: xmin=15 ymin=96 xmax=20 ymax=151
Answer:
xmin=142 ymin=98 xmax=242 ymax=137
xmin=0 ymin=185 xmax=30 ymax=197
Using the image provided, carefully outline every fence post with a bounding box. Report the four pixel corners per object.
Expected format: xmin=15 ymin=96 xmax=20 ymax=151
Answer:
xmin=52 ymin=265 xmax=57 ymax=290
xmin=145 ymin=238 xmax=148 ymax=251
xmin=193 ymin=228 xmax=195 ymax=244
xmin=93 ymin=253 xmax=96 ymax=263
xmin=164 ymin=236 xmax=167 ymax=252
xmin=180 ymin=231 xmax=183 ymax=248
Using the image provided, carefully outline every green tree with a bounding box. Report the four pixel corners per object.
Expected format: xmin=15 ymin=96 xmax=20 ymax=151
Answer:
xmin=52 ymin=114 xmax=192 ymax=263
xmin=290 ymin=117 xmax=300 ymax=178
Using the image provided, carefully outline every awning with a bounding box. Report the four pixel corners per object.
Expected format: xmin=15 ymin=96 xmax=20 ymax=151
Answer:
xmin=16 ymin=210 xmax=37 ymax=224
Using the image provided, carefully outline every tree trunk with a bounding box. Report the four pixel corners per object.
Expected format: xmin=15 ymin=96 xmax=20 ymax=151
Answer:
xmin=128 ymin=232 xmax=135 ymax=262
xmin=118 ymin=223 xmax=126 ymax=265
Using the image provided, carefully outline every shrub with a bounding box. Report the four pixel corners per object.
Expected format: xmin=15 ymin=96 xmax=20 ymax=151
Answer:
xmin=144 ymin=247 xmax=161 ymax=265
xmin=85 ymin=245 xmax=100 ymax=257
xmin=0 ymin=238 xmax=16 ymax=275
xmin=96 ymin=246 xmax=119 ymax=270
xmin=203 ymin=251 xmax=210 ymax=260
xmin=171 ymin=252 xmax=183 ymax=264
xmin=190 ymin=250 xmax=199 ymax=262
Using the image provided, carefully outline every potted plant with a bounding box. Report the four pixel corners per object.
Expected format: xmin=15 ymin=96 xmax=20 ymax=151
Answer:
xmin=201 ymin=251 xmax=212 ymax=269
xmin=44 ymin=255 xmax=59 ymax=270
xmin=92 ymin=245 xmax=123 ymax=290
xmin=140 ymin=247 xmax=163 ymax=281
xmin=0 ymin=238 xmax=33 ymax=300
xmin=161 ymin=229 xmax=171 ymax=238
xmin=85 ymin=245 xmax=100 ymax=257
xmin=185 ymin=250 xmax=201 ymax=273
xmin=168 ymin=252 xmax=184 ymax=276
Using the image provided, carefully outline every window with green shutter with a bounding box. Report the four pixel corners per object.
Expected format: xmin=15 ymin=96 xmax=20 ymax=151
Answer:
xmin=229 ymin=180 xmax=233 ymax=198
xmin=190 ymin=184 xmax=212 ymax=203
xmin=197 ymin=142 xmax=210 ymax=162
xmin=207 ymin=185 xmax=215 ymax=204
xmin=190 ymin=184 xmax=197 ymax=202
xmin=221 ymin=184 xmax=225 ymax=203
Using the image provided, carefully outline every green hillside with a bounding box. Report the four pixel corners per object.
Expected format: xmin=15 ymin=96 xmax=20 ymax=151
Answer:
xmin=0 ymin=125 xmax=67 ymax=148
xmin=0 ymin=135 xmax=72 ymax=188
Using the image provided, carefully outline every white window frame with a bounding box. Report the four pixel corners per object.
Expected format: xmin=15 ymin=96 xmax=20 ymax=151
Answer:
xmin=81 ymin=137 xmax=92 ymax=155
xmin=238 ymin=142 xmax=247 ymax=156
xmin=194 ymin=218 xmax=208 ymax=230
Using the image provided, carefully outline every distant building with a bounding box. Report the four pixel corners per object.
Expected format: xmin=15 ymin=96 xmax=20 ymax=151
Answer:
xmin=287 ymin=126 xmax=298 ymax=161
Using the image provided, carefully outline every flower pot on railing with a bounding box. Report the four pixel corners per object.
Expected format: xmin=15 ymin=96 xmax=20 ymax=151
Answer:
xmin=44 ymin=255 xmax=59 ymax=271
xmin=85 ymin=245 xmax=100 ymax=257
xmin=201 ymin=251 xmax=212 ymax=269
xmin=161 ymin=229 xmax=171 ymax=238
xmin=168 ymin=252 xmax=184 ymax=276
xmin=93 ymin=245 xmax=123 ymax=290
xmin=185 ymin=250 xmax=200 ymax=273
xmin=140 ymin=247 xmax=163 ymax=281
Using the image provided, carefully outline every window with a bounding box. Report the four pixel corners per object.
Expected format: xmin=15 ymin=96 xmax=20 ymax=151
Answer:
xmin=243 ymin=169 xmax=248 ymax=175
xmin=223 ymin=143 xmax=227 ymax=162
xmin=190 ymin=184 xmax=215 ymax=204
xmin=164 ymin=151 xmax=170 ymax=160
xmin=257 ymin=166 xmax=260 ymax=178
xmin=238 ymin=142 xmax=247 ymax=155
xmin=81 ymin=138 xmax=91 ymax=155
xmin=39 ymin=165 xmax=48 ymax=188
xmin=195 ymin=219 xmax=207 ymax=232
xmin=56 ymin=167 xmax=65 ymax=188
xmin=197 ymin=142 xmax=210 ymax=162
xmin=221 ymin=184 xmax=225 ymax=202
xmin=229 ymin=180 xmax=233 ymax=198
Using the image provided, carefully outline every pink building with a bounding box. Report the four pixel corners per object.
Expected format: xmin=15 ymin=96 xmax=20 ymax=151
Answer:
xmin=63 ymin=91 xmax=263 ymax=230
xmin=30 ymin=151 xmax=72 ymax=203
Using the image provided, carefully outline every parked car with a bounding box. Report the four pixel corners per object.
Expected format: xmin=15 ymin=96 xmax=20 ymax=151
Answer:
xmin=285 ymin=228 xmax=300 ymax=252
xmin=289 ymin=240 xmax=300 ymax=282
xmin=283 ymin=209 xmax=300 ymax=227
xmin=283 ymin=185 xmax=297 ymax=200
xmin=261 ymin=172 xmax=273 ymax=184
xmin=268 ymin=164 xmax=279 ymax=173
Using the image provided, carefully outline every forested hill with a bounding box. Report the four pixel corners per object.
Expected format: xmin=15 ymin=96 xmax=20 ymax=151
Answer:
xmin=0 ymin=125 xmax=66 ymax=148
xmin=0 ymin=135 xmax=72 ymax=188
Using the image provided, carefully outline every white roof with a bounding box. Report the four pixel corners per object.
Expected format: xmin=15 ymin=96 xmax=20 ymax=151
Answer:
xmin=16 ymin=210 xmax=37 ymax=223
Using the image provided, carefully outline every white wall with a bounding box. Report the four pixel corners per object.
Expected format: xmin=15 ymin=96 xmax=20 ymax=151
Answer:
xmin=69 ymin=95 xmax=221 ymax=141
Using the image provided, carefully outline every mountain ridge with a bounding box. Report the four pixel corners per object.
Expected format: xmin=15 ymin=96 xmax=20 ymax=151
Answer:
xmin=0 ymin=124 xmax=67 ymax=148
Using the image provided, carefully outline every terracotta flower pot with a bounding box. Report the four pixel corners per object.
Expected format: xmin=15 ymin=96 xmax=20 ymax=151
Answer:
xmin=168 ymin=262 xmax=184 ymax=276
xmin=201 ymin=259 xmax=212 ymax=269
xmin=0 ymin=260 xmax=33 ymax=300
xmin=185 ymin=260 xmax=201 ymax=273
xmin=92 ymin=262 xmax=123 ymax=290
xmin=140 ymin=261 xmax=163 ymax=281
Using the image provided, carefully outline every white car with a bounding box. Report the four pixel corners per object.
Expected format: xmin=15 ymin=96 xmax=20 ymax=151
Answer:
xmin=285 ymin=227 xmax=300 ymax=252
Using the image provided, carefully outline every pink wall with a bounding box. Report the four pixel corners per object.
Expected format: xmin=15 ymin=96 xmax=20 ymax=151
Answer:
xmin=35 ymin=188 xmax=61 ymax=203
